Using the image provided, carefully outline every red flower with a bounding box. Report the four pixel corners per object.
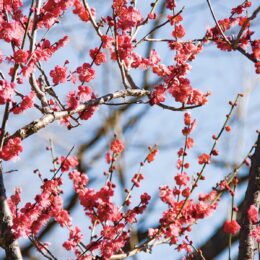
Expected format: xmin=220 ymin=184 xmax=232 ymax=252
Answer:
xmin=117 ymin=6 xmax=143 ymax=30
xmin=149 ymin=49 xmax=161 ymax=65
xmin=76 ymin=63 xmax=95 ymax=83
xmin=252 ymin=40 xmax=260 ymax=60
xmin=12 ymin=91 xmax=35 ymax=114
xmin=0 ymin=80 xmax=15 ymax=105
xmin=166 ymin=0 xmax=176 ymax=10
xmin=224 ymin=220 xmax=241 ymax=234
xmin=198 ymin=153 xmax=211 ymax=164
xmin=172 ymin=24 xmax=185 ymax=39
xmin=13 ymin=49 xmax=29 ymax=64
xmin=50 ymin=65 xmax=67 ymax=85
xmin=182 ymin=113 xmax=197 ymax=136
xmin=225 ymin=125 xmax=231 ymax=132
xmin=79 ymin=105 xmax=97 ymax=121
xmin=184 ymin=112 xmax=191 ymax=125
xmin=63 ymin=226 xmax=83 ymax=251
xmin=147 ymin=148 xmax=158 ymax=163
xmin=0 ymin=137 xmax=23 ymax=161
xmin=248 ymin=205 xmax=258 ymax=223
xmin=89 ymin=48 xmax=106 ymax=66
xmin=78 ymin=86 xmax=92 ymax=102
xmin=182 ymin=187 xmax=190 ymax=198
xmin=73 ymin=0 xmax=95 ymax=22
xmin=140 ymin=192 xmax=151 ymax=205
xmin=186 ymin=137 xmax=194 ymax=149
xmin=175 ymin=172 xmax=190 ymax=186
xmin=60 ymin=156 xmax=78 ymax=172
xmin=66 ymin=91 xmax=78 ymax=109
xmin=106 ymin=152 xmax=111 ymax=164
xmin=255 ymin=62 xmax=260 ymax=74
xmin=149 ymin=85 xmax=166 ymax=105
xmin=110 ymin=138 xmax=124 ymax=155
xmin=111 ymin=35 xmax=133 ymax=61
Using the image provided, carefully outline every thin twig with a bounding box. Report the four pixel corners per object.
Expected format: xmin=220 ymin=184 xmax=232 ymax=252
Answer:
xmin=134 ymin=7 xmax=184 ymax=47
xmin=206 ymin=0 xmax=258 ymax=63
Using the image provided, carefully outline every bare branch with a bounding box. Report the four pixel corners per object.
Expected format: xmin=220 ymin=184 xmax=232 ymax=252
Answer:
xmin=82 ymin=0 xmax=103 ymax=38
xmin=134 ymin=7 xmax=184 ymax=47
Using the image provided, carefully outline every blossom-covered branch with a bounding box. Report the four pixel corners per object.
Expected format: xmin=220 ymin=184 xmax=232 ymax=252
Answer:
xmin=0 ymin=0 xmax=259 ymax=259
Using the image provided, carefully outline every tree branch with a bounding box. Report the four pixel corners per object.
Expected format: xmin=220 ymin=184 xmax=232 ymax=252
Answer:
xmin=0 ymin=165 xmax=22 ymax=260
xmin=9 ymin=89 xmax=149 ymax=142
xmin=206 ymin=0 xmax=259 ymax=63
xmin=238 ymin=133 xmax=260 ymax=260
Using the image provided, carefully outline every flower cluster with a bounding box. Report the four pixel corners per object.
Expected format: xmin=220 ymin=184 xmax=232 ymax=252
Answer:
xmin=89 ymin=48 xmax=106 ymax=66
xmin=0 ymin=137 xmax=23 ymax=161
xmin=9 ymin=178 xmax=72 ymax=239
xmin=73 ymin=0 xmax=95 ymax=22
xmin=224 ymin=220 xmax=241 ymax=235
xmin=110 ymin=138 xmax=125 ymax=155
xmin=75 ymin=63 xmax=95 ymax=83
xmin=148 ymin=112 xmax=221 ymax=255
xmin=206 ymin=1 xmax=259 ymax=73
xmin=50 ymin=65 xmax=67 ymax=85
xmin=66 ymin=85 xmax=98 ymax=121
xmin=38 ymin=0 xmax=74 ymax=29
xmin=0 ymin=80 xmax=15 ymax=105
xmin=68 ymin=172 xmax=129 ymax=259
xmin=11 ymin=91 xmax=35 ymax=114
xmin=59 ymin=156 xmax=79 ymax=172
xmin=247 ymin=204 xmax=260 ymax=243
xmin=21 ymin=36 xmax=70 ymax=78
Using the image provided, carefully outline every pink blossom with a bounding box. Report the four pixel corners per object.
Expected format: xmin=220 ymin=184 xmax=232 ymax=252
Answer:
xmin=224 ymin=220 xmax=241 ymax=234
xmin=175 ymin=172 xmax=190 ymax=186
xmin=50 ymin=65 xmax=67 ymax=85
xmin=13 ymin=49 xmax=29 ymax=64
xmin=12 ymin=91 xmax=35 ymax=114
xmin=0 ymin=137 xmax=23 ymax=161
xmin=110 ymin=138 xmax=124 ymax=155
xmin=248 ymin=205 xmax=258 ymax=223
xmin=59 ymin=156 xmax=79 ymax=172
xmin=150 ymin=85 xmax=166 ymax=105
xmin=251 ymin=226 xmax=260 ymax=243
xmin=198 ymin=153 xmax=211 ymax=164
xmin=76 ymin=63 xmax=95 ymax=83
xmin=89 ymin=48 xmax=106 ymax=65
xmin=73 ymin=0 xmax=95 ymax=22
xmin=0 ymin=80 xmax=15 ymax=105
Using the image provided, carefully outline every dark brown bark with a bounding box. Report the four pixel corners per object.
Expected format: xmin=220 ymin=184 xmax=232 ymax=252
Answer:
xmin=238 ymin=134 xmax=260 ymax=260
xmin=0 ymin=164 xmax=22 ymax=259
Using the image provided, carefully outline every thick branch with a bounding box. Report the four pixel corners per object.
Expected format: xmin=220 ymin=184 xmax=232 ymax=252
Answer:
xmin=10 ymin=89 xmax=149 ymax=141
xmin=0 ymin=165 xmax=22 ymax=259
xmin=9 ymin=89 xmax=199 ymax=143
xmin=238 ymin=133 xmax=260 ymax=260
